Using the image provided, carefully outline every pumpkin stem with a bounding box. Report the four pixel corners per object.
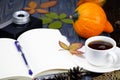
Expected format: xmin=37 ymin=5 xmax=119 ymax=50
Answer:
xmin=70 ymin=11 xmax=79 ymax=22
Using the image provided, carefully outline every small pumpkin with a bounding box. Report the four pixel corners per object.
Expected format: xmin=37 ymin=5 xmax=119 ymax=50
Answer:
xmin=72 ymin=2 xmax=113 ymax=38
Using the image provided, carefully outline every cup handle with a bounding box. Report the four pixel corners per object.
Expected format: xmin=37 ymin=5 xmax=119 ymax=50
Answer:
xmin=108 ymin=51 xmax=118 ymax=65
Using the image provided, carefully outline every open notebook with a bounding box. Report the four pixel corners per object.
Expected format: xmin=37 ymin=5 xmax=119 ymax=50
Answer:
xmin=0 ymin=28 xmax=77 ymax=80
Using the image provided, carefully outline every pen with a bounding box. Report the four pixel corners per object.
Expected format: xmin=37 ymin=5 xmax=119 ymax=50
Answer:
xmin=14 ymin=41 xmax=33 ymax=75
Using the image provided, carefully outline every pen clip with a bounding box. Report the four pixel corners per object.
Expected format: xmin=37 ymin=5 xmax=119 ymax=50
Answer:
xmin=15 ymin=41 xmax=22 ymax=52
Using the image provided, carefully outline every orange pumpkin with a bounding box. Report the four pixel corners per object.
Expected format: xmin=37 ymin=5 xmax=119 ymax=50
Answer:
xmin=72 ymin=2 xmax=113 ymax=38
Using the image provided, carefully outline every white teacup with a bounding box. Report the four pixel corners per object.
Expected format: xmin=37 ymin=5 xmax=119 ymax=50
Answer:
xmin=85 ymin=36 xmax=118 ymax=67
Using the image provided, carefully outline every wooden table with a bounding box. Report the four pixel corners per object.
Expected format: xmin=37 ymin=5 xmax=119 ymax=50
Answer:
xmin=33 ymin=0 xmax=83 ymax=44
xmin=31 ymin=0 xmax=120 ymax=47
xmin=1 ymin=0 xmax=120 ymax=46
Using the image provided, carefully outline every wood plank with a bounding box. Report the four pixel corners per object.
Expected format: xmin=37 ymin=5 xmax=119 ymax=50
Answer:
xmin=40 ymin=0 xmax=83 ymax=43
xmin=1 ymin=0 xmax=120 ymax=45
xmin=0 ymin=0 xmax=29 ymax=27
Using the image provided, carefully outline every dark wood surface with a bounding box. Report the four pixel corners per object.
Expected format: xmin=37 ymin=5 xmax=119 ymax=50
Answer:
xmin=1 ymin=0 xmax=120 ymax=46
xmin=36 ymin=0 xmax=81 ymax=43
xmin=29 ymin=0 xmax=120 ymax=47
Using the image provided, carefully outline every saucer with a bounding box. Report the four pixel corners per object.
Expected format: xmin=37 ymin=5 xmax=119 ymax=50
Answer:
xmin=72 ymin=46 xmax=120 ymax=73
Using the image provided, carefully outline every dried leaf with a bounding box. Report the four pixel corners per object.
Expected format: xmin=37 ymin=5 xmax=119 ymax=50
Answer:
xmin=59 ymin=41 xmax=69 ymax=50
xmin=28 ymin=1 xmax=37 ymax=9
xmin=59 ymin=41 xmax=84 ymax=55
xmin=68 ymin=43 xmax=83 ymax=55
xmin=69 ymin=50 xmax=84 ymax=55
xmin=28 ymin=9 xmax=36 ymax=14
xmin=36 ymin=9 xmax=49 ymax=14
xmin=23 ymin=7 xmax=31 ymax=11
xmin=40 ymin=1 xmax=57 ymax=8
xmin=69 ymin=43 xmax=83 ymax=51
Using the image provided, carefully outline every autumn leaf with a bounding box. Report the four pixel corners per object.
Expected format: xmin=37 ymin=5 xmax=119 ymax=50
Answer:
xmin=59 ymin=41 xmax=69 ymax=50
xmin=23 ymin=1 xmax=37 ymax=14
xmin=23 ymin=0 xmax=58 ymax=14
xmin=69 ymin=50 xmax=84 ymax=55
xmin=59 ymin=41 xmax=84 ymax=55
xmin=28 ymin=1 xmax=37 ymax=9
xmin=28 ymin=9 xmax=36 ymax=14
xmin=23 ymin=7 xmax=31 ymax=11
xmin=69 ymin=43 xmax=83 ymax=51
xmin=40 ymin=0 xmax=57 ymax=9
xmin=69 ymin=42 xmax=83 ymax=55
xmin=36 ymin=9 xmax=49 ymax=14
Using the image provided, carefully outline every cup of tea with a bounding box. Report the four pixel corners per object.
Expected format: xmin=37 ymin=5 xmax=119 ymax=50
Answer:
xmin=85 ymin=36 xmax=118 ymax=67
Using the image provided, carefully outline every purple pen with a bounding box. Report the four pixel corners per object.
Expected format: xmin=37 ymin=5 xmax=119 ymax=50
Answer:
xmin=14 ymin=41 xmax=33 ymax=75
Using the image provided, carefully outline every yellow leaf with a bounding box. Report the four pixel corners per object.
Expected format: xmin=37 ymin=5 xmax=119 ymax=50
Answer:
xmin=23 ymin=7 xmax=31 ymax=11
xmin=69 ymin=50 xmax=84 ymax=55
xmin=28 ymin=1 xmax=37 ymax=9
xmin=69 ymin=43 xmax=83 ymax=51
xmin=28 ymin=9 xmax=36 ymax=14
xmin=59 ymin=41 xmax=84 ymax=55
xmin=40 ymin=1 xmax=57 ymax=8
xmin=36 ymin=9 xmax=49 ymax=14
xmin=59 ymin=41 xmax=69 ymax=50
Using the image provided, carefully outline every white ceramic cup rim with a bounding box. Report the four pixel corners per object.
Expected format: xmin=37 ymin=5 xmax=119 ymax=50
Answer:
xmin=85 ymin=36 xmax=116 ymax=52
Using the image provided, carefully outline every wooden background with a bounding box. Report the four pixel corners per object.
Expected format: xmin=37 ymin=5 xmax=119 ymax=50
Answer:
xmin=0 ymin=0 xmax=120 ymax=46
xmin=103 ymin=0 xmax=120 ymax=47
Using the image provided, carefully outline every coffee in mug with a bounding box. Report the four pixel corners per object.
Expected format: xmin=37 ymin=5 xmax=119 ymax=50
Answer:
xmin=88 ymin=40 xmax=113 ymax=50
xmin=85 ymin=36 xmax=118 ymax=67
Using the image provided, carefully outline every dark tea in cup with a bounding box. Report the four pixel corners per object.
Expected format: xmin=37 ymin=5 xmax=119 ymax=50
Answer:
xmin=88 ymin=40 xmax=113 ymax=50
xmin=85 ymin=36 xmax=117 ymax=66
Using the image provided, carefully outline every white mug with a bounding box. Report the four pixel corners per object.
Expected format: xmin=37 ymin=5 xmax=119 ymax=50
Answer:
xmin=85 ymin=36 xmax=118 ymax=67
